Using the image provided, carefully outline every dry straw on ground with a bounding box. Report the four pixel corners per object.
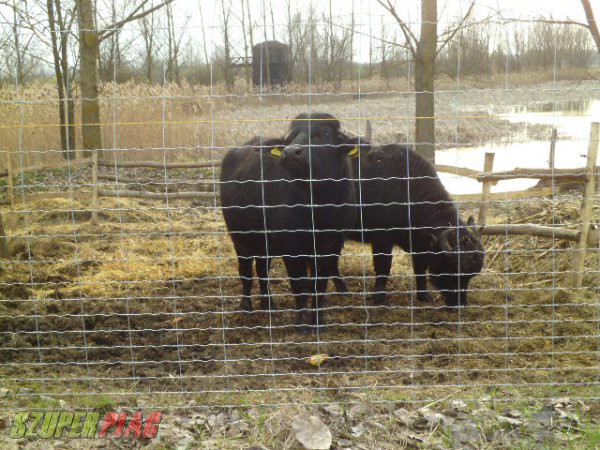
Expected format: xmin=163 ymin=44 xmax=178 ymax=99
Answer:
xmin=0 ymin=191 xmax=598 ymax=405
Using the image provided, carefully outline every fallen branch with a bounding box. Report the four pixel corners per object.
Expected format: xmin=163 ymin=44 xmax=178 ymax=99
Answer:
xmin=434 ymin=164 xmax=480 ymax=179
xmin=97 ymin=189 xmax=218 ymax=201
xmin=97 ymin=160 xmax=220 ymax=169
xmin=477 ymin=167 xmax=591 ymax=183
xmin=481 ymin=224 xmax=580 ymax=242
xmin=0 ymin=157 xmax=93 ymax=178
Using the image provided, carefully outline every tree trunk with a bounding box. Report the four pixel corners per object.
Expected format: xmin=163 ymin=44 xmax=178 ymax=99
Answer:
xmin=246 ymin=0 xmax=254 ymax=50
xmin=12 ymin=0 xmax=24 ymax=85
xmin=76 ymin=0 xmax=102 ymax=157
xmin=581 ymin=0 xmax=600 ymax=53
xmin=241 ymin=0 xmax=251 ymax=86
xmin=221 ymin=0 xmax=233 ymax=90
xmin=415 ymin=0 xmax=437 ymax=162
xmin=48 ymin=0 xmax=75 ymax=160
xmin=198 ymin=1 xmax=210 ymax=80
xmin=57 ymin=1 xmax=76 ymax=157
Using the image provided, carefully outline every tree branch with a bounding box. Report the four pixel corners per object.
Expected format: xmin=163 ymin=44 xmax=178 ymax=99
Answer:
xmin=496 ymin=15 xmax=589 ymax=29
xmin=435 ymin=0 xmax=476 ymax=56
xmin=376 ymin=0 xmax=417 ymax=55
xmin=98 ymin=0 xmax=175 ymax=43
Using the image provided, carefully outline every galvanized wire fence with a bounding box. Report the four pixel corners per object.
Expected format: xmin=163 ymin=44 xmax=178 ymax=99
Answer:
xmin=0 ymin=2 xmax=599 ymax=414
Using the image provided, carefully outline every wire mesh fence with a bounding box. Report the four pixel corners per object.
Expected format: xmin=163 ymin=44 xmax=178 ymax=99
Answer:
xmin=0 ymin=2 xmax=599 ymax=434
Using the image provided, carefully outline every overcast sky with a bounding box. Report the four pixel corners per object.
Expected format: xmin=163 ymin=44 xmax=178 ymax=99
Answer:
xmin=174 ymin=0 xmax=599 ymax=61
xmin=1 ymin=0 xmax=597 ymax=74
xmin=185 ymin=0 xmax=598 ymax=31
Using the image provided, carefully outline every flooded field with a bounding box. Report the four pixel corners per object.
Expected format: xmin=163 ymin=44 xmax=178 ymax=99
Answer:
xmin=438 ymin=98 xmax=600 ymax=194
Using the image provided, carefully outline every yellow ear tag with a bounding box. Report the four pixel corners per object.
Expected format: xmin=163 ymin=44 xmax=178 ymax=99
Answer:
xmin=270 ymin=147 xmax=282 ymax=158
xmin=348 ymin=146 xmax=360 ymax=158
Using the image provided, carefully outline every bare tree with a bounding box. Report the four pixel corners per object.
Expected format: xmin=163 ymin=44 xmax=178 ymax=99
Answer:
xmin=376 ymin=0 xmax=476 ymax=161
xmin=47 ymin=0 xmax=76 ymax=159
xmin=245 ymin=0 xmax=254 ymax=51
xmin=219 ymin=0 xmax=234 ymax=89
xmin=5 ymin=0 xmax=76 ymax=158
xmin=269 ymin=0 xmax=275 ymax=41
xmin=198 ymin=0 xmax=211 ymax=78
xmin=75 ymin=0 xmax=173 ymax=154
xmin=240 ymin=0 xmax=251 ymax=85
xmin=139 ymin=5 xmax=155 ymax=83
xmin=0 ymin=0 xmax=37 ymax=85
xmin=164 ymin=2 xmax=188 ymax=85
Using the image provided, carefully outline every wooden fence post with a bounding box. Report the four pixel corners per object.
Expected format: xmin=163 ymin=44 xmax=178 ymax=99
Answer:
xmin=0 ymin=212 xmax=9 ymax=259
xmin=478 ymin=152 xmax=495 ymax=225
xmin=5 ymin=150 xmax=14 ymax=207
xmin=572 ymin=122 xmax=599 ymax=287
xmin=91 ymin=149 xmax=99 ymax=224
xmin=548 ymin=127 xmax=557 ymax=196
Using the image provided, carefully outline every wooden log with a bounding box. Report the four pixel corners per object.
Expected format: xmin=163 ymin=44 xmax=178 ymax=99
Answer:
xmin=97 ymin=174 xmax=217 ymax=190
xmin=434 ymin=164 xmax=480 ymax=179
xmin=97 ymin=160 xmax=220 ymax=169
xmin=0 ymin=191 xmax=92 ymax=205
xmin=478 ymin=153 xmax=495 ymax=224
xmin=454 ymin=187 xmax=555 ymax=202
xmin=91 ymin=150 xmax=99 ymax=224
xmin=481 ymin=224 xmax=580 ymax=242
xmin=477 ymin=167 xmax=589 ymax=183
xmin=0 ymin=156 xmax=93 ymax=177
xmin=573 ymin=122 xmax=599 ymax=287
xmin=97 ymin=189 xmax=218 ymax=201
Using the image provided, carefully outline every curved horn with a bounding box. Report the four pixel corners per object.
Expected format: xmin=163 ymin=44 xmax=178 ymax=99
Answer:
xmin=467 ymin=215 xmax=482 ymax=239
xmin=340 ymin=126 xmax=358 ymax=138
xmin=437 ymin=229 xmax=454 ymax=252
xmin=341 ymin=120 xmax=372 ymax=143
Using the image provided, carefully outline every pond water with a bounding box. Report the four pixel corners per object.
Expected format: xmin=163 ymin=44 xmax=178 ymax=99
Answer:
xmin=437 ymin=98 xmax=600 ymax=195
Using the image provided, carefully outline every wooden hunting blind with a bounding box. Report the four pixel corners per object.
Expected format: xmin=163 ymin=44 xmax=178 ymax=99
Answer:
xmin=252 ymin=41 xmax=291 ymax=86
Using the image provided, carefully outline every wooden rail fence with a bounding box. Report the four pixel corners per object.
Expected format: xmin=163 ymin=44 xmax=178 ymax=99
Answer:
xmin=1 ymin=123 xmax=599 ymax=286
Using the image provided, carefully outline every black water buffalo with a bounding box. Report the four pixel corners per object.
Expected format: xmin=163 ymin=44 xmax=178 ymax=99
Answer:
xmin=220 ymin=113 xmax=359 ymax=330
xmin=343 ymin=141 xmax=485 ymax=306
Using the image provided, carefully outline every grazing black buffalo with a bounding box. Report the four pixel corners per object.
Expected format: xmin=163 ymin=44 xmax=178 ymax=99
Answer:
xmin=343 ymin=141 xmax=485 ymax=306
xmin=220 ymin=113 xmax=359 ymax=331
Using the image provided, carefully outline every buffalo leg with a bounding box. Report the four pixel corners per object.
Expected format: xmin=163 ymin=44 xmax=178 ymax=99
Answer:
xmin=371 ymin=241 xmax=393 ymax=305
xmin=308 ymin=255 xmax=339 ymax=330
xmin=284 ymin=256 xmax=311 ymax=334
xmin=238 ymin=256 xmax=254 ymax=312
xmin=412 ymin=252 xmax=433 ymax=302
xmin=256 ymin=257 xmax=275 ymax=310
xmin=331 ymin=255 xmax=348 ymax=293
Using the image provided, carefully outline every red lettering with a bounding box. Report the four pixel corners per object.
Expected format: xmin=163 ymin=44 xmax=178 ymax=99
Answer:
xmin=123 ymin=411 xmax=143 ymax=439
xmin=142 ymin=412 xmax=162 ymax=439
xmin=114 ymin=412 xmax=128 ymax=438
xmin=98 ymin=412 xmax=118 ymax=438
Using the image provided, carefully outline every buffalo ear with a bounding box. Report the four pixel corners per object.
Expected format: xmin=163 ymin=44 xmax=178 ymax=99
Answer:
xmin=344 ymin=136 xmax=370 ymax=158
xmin=467 ymin=216 xmax=475 ymax=227
xmin=430 ymin=229 xmax=454 ymax=252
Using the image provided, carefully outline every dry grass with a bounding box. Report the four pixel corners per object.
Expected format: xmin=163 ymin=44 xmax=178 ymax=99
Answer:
xmin=1 ymin=69 xmax=598 ymax=172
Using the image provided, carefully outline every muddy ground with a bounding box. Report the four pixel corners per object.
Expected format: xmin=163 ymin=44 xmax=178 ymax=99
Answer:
xmin=0 ymin=191 xmax=598 ymax=405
